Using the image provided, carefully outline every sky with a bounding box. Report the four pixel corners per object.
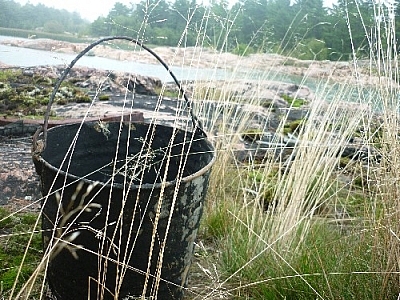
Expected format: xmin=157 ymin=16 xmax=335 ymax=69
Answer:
xmin=13 ymin=0 xmax=339 ymax=22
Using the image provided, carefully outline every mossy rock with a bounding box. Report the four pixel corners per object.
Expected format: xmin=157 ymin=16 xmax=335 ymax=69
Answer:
xmin=281 ymin=94 xmax=307 ymax=107
xmin=283 ymin=119 xmax=305 ymax=134
xmin=339 ymin=156 xmax=351 ymax=168
xmin=0 ymin=68 xmax=92 ymax=115
xmin=260 ymin=99 xmax=273 ymax=108
xmin=242 ymin=128 xmax=264 ymax=142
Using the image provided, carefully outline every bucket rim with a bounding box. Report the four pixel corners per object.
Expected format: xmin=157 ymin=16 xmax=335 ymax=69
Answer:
xmin=32 ymin=123 xmax=216 ymax=190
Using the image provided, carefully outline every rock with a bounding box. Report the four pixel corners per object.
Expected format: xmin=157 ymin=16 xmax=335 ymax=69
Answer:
xmin=0 ymin=121 xmax=39 ymax=136
xmin=272 ymin=98 xmax=290 ymax=109
xmin=129 ymin=76 xmax=161 ymax=95
xmin=15 ymin=66 xmax=163 ymax=96
xmin=242 ymin=126 xmax=264 ymax=142
xmin=260 ymin=97 xmax=290 ymax=109
xmin=75 ymin=81 xmax=90 ymax=88
xmin=22 ymin=69 xmax=35 ymax=77
xmin=341 ymin=143 xmax=381 ymax=162
xmin=296 ymin=86 xmax=313 ymax=99
xmin=277 ymin=107 xmax=309 ymax=121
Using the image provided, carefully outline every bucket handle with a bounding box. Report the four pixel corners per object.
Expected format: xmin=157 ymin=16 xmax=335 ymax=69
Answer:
xmin=33 ymin=36 xmax=205 ymax=152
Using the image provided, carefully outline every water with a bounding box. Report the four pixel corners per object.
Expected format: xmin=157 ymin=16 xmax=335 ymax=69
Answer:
xmin=0 ymin=36 xmax=381 ymax=107
xmin=0 ymin=35 xmax=325 ymax=86
xmin=0 ymin=36 xmax=229 ymax=82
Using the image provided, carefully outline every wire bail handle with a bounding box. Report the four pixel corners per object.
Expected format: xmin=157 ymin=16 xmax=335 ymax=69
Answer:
xmin=33 ymin=36 xmax=205 ymax=153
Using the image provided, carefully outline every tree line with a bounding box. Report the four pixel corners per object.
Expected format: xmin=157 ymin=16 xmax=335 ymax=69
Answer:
xmin=0 ymin=0 xmax=88 ymax=35
xmin=1 ymin=0 xmax=400 ymax=61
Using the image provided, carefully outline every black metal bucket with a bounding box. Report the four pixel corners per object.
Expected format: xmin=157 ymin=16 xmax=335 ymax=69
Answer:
xmin=32 ymin=37 xmax=215 ymax=300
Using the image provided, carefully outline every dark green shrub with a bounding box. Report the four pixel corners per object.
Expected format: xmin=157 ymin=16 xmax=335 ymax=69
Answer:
xmin=232 ymin=43 xmax=255 ymax=56
xmin=98 ymin=94 xmax=110 ymax=101
xmin=290 ymin=38 xmax=329 ymax=61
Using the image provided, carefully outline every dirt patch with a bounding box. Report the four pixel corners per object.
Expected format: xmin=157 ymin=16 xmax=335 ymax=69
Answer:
xmin=0 ymin=136 xmax=41 ymax=207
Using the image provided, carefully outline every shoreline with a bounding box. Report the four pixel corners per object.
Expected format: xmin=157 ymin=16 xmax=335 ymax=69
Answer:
xmin=1 ymin=37 xmax=396 ymax=88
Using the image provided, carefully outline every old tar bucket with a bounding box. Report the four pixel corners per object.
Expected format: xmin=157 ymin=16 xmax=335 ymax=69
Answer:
xmin=32 ymin=37 xmax=215 ymax=300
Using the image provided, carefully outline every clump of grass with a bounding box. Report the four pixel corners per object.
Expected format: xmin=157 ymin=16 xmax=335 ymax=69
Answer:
xmin=193 ymin=85 xmax=237 ymax=103
xmin=74 ymin=92 xmax=92 ymax=103
xmin=218 ymin=218 xmax=398 ymax=299
xmin=201 ymin=163 xmax=243 ymax=242
xmin=154 ymin=86 xmax=181 ymax=98
xmin=98 ymin=94 xmax=111 ymax=101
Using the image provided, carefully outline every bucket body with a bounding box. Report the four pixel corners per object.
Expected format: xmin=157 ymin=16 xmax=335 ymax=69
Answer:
xmin=33 ymin=121 xmax=215 ymax=300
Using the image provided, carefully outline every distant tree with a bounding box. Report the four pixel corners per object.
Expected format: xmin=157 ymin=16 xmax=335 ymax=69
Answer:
xmin=265 ymin=0 xmax=296 ymax=51
xmin=108 ymin=2 xmax=132 ymax=19
xmin=393 ymin=0 xmax=400 ymax=49
xmin=169 ymin=0 xmax=200 ymax=46
xmin=231 ymin=0 xmax=270 ymax=50
xmin=90 ymin=17 xmax=111 ymax=36
xmin=0 ymin=0 xmax=20 ymax=27
xmin=292 ymin=0 xmax=327 ymax=40
xmin=290 ymin=37 xmax=329 ymax=60
xmin=205 ymin=0 xmax=235 ymax=49
xmin=135 ymin=0 xmax=171 ymax=28
xmin=325 ymin=0 xmax=374 ymax=60
xmin=43 ymin=20 xmax=64 ymax=34
xmin=171 ymin=0 xmax=195 ymax=30
xmin=5 ymin=0 xmax=400 ymax=60
xmin=0 ymin=0 xmax=88 ymax=34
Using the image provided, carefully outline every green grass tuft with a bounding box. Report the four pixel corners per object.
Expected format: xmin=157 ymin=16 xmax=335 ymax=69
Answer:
xmin=0 ymin=207 xmax=42 ymax=296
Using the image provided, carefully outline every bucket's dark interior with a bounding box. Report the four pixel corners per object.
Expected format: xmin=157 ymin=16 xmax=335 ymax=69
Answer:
xmin=41 ymin=122 xmax=213 ymax=185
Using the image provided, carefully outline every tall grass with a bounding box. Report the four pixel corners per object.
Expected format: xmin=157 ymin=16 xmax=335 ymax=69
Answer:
xmin=1 ymin=1 xmax=400 ymax=299
xmin=192 ymin=2 xmax=400 ymax=299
